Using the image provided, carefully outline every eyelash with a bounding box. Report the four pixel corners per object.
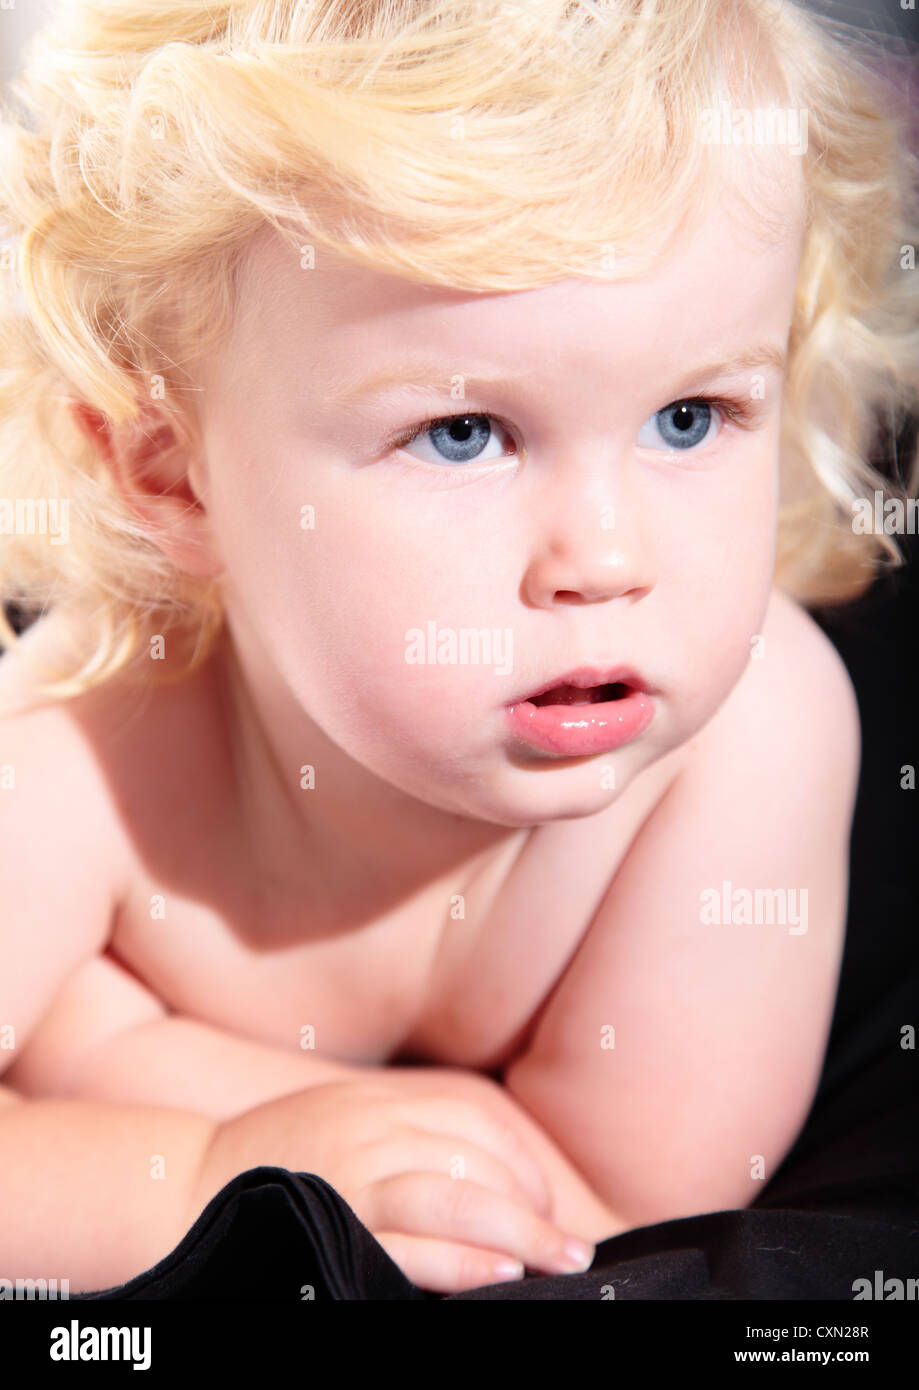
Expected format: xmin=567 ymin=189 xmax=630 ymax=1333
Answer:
xmin=385 ymin=393 xmax=760 ymax=467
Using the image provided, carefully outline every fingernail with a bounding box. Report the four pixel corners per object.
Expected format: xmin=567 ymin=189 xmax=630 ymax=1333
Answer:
xmin=493 ymin=1258 xmax=525 ymax=1281
xmin=560 ymin=1238 xmax=593 ymax=1272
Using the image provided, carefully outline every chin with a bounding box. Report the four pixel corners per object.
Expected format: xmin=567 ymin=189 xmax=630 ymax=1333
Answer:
xmin=494 ymin=776 xmax=630 ymax=826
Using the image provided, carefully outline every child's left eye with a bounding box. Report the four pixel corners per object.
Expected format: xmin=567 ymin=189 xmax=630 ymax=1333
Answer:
xmin=637 ymin=400 xmax=721 ymax=452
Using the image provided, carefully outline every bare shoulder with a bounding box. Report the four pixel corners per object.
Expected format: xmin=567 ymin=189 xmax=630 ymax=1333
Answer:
xmin=0 ymin=611 xmax=138 ymax=1080
xmin=0 ymin=610 xmax=137 ymax=882
xmin=758 ymin=586 xmax=859 ymax=710
xmin=684 ymin=587 xmax=861 ymax=802
xmin=2 ymin=606 xmax=238 ymax=918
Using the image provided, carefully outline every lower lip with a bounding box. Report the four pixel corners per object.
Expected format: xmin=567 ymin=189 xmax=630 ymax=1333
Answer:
xmin=505 ymin=690 xmax=655 ymax=756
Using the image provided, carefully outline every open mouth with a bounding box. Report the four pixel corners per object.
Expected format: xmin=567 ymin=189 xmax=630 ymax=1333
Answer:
xmin=529 ymin=681 xmax=632 ymax=707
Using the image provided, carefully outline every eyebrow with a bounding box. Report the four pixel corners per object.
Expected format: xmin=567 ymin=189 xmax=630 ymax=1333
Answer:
xmin=322 ymin=344 xmax=788 ymax=408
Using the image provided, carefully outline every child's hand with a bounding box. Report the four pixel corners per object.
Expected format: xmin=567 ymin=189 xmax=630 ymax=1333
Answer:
xmin=189 ymin=1070 xmax=595 ymax=1293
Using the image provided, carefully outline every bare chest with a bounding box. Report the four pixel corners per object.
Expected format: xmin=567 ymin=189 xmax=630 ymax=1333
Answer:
xmin=109 ymin=759 xmax=680 ymax=1076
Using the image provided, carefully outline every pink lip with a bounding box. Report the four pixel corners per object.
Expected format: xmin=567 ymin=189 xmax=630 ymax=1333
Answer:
xmin=505 ymin=664 xmax=657 ymax=757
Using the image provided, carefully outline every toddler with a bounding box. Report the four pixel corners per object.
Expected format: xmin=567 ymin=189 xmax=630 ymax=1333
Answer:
xmin=0 ymin=0 xmax=917 ymax=1296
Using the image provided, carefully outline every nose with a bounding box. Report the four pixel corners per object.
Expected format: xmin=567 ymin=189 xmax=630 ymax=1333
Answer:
xmin=520 ymin=468 xmax=657 ymax=608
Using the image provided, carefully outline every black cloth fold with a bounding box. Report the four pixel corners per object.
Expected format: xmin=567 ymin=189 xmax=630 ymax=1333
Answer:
xmin=71 ymin=1162 xmax=917 ymax=1301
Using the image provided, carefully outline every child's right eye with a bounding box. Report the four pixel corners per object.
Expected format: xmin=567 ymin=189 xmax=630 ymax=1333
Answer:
xmin=389 ymin=412 xmax=517 ymax=467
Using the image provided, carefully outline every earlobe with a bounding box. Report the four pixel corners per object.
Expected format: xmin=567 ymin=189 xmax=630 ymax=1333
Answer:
xmin=65 ymin=397 xmax=225 ymax=581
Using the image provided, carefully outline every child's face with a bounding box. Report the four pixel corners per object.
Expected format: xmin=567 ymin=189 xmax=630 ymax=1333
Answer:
xmin=191 ymin=164 xmax=804 ymax=826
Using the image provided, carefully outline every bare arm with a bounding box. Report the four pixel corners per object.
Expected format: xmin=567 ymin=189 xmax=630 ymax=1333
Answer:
xmin=7 ymin=944 xmax=370 ymax=1118
xmin=54 ymin=1010 xmax=369 ymax=1120
xmin=62 ymin=1010 xmax=626 ymax=1243
xmin=15 ymin=948 xmax=622 ymax=1238
xmin=505 ymin=593 xmax=860 ymax=1226
xmin=0 ymin=1085 xmax=215 ymax=1293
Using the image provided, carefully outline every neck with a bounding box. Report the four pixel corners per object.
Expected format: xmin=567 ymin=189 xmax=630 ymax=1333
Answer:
xmin=207 ymin=619 xmax=529 ymax=930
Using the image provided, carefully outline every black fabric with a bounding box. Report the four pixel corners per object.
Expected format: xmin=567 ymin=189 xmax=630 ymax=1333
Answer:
xmin=69 ymin=1167 xmax=917 ymax=1302
xmin=70 ymin=528 xmax=918 ymax=1302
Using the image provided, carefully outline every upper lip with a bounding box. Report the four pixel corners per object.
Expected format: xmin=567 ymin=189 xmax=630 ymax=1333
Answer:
xmin=510 ymin=664 xmax=654 ymax=705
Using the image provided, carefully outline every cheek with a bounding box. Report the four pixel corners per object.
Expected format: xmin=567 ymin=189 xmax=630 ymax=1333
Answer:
xmin=657 ymin=452 xmax=779 ymax=705
xmin=225 ymin=482 xmax=513 ymax=746
xmin=672 ymin=430 xmax=778 ymax=590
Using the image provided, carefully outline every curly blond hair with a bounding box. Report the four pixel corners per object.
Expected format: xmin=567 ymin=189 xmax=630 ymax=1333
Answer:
xmin=1 ymin=0 xmax=917 ymax=708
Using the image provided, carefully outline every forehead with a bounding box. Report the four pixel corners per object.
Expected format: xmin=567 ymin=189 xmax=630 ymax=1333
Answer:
xmin=228 ymin=153 xmax=806 ymax=382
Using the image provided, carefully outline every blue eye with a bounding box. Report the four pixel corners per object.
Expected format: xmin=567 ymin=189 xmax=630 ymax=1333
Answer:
xmin=395 ymin=413 xmax=514 ymax=465
xmin=638 ymin=401 xmax=718 ymax=451
xmin=389 ymin=393 xmax=743 ymax=469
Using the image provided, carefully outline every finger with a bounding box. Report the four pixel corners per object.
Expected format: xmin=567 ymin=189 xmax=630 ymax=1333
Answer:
xmin=390 ymin=1094 xmax=553 ymax=1218
xmin=368 ymin=1172 xmax=594 ymax=1277
xmin=373 ymin=1229 xmax=526 ymax=1295
xmin=352 ymin=1128 xmax=552 ymax=1221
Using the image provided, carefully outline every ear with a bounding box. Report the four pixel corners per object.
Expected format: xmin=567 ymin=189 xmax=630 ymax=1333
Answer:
xmin=67 ymin=399 xmax=224 ymax=580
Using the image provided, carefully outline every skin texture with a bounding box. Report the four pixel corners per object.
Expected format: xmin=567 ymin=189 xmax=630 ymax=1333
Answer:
xmin=108 ymin=152 xmax=806 ymax=934
xmin=2 ymin=148 xmax=862 ymax=1294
